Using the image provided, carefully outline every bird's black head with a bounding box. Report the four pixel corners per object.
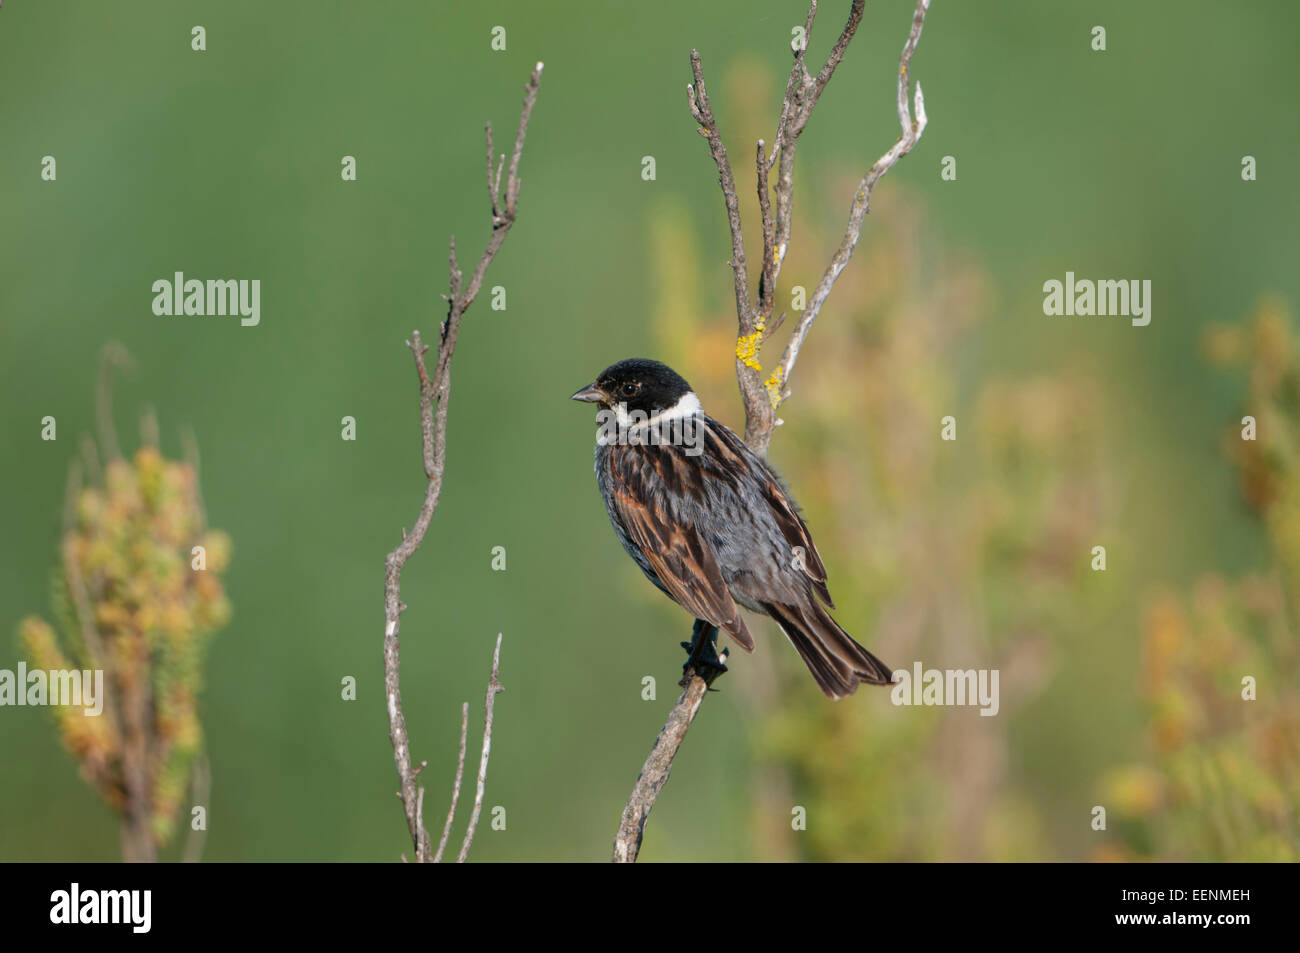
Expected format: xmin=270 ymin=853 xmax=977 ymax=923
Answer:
xmin=570 ymin=359 xmax=696 ymax=417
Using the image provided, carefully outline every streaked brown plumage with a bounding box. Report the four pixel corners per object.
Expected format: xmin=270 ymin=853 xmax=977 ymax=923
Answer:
xmin=573 ymin=359 xmax=892 ymax=699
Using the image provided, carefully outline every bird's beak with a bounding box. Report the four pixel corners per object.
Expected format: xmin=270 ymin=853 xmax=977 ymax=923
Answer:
xmin=570 ymin=383 xmax=604 ymax=403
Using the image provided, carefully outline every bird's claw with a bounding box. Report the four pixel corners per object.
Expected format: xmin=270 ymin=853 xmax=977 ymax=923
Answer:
xmin=680 ymin=620 xmax=729 ymax=688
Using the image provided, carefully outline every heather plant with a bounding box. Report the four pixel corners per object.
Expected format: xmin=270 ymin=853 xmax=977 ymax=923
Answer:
xmin=19 ymin=361 xmax=230 ymax=861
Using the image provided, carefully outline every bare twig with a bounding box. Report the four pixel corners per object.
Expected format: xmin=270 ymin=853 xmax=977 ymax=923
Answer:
xmin=457 ymin=633 xmax=505 ymax=863
xmin=433 ymin=703 xmax=469 ymax=863
xmin=383 ymin=63 xmax=541 ymax=863
xmin=613 ymin=675 xmax=710 ymax=863
xmin=687 ymin=0 xmax=929 ymax=454
xmin=614 ymin=0 xmax=932 ymax=862
xmin=688 ymin=49 xmax=770 ymax=446
xmin=776 ymin=0 xmax=930 ymax=405
xmin=687 ymin=51 xmax=752 ymax=337
xmin=759 ymin=0 xmax=865 ymax=341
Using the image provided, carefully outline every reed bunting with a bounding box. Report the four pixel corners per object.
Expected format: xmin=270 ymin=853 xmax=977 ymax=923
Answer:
xmin=571 ymin=358 xmax=891 ymax=698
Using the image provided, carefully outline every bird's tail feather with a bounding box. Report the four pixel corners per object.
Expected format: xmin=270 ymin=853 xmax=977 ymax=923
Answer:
xmin=763 ymin=601 xmax=892 ymax=699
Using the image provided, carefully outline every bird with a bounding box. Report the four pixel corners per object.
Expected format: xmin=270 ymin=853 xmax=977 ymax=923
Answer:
xmin=570 ymin=357 xmax=892 ymax=699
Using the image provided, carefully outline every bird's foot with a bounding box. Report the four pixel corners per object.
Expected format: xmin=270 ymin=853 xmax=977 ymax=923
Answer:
xmin=680 ymin=619 xmax=729 ymax=689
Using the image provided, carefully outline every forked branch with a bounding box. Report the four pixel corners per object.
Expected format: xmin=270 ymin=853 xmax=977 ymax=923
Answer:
xmin=613 ymin=0 xmax=931 ymax=863
xmin=383 ymin=63 xmax=541 ymax=863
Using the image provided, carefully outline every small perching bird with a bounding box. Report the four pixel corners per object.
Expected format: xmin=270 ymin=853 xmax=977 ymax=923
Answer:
xmin=572 ymin=358 xmax=892 ymax=699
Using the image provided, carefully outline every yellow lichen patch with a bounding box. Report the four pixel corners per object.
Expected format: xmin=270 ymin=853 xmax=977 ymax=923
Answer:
xmin=764 ymin=365 xmax=785 ymax=406
xmin=736 ymin=328 xmax=764 ymax=370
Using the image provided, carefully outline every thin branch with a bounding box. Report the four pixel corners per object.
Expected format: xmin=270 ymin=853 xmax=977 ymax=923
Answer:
xmin=613 ymin=0 xmax=932 ymax=862
xmin=776 ymin=0 xmax=929 ymax=402
xmin=690 ymin=1 xmax=876 ymax=450
xmin=383 ymin=62 xmax=541 ymax=863
xmin=689 ymin=48 xmax=774 ymax=446
xmin=415 ymin=785 xmax=428 ymax=850
xmin=434 ymin=703 xmax=469 ymax=863
xmin=485 ymin=122 xmax=499 ymax=221
xmin=687 ymin=52 xmax=751 ymax=333
xmin=456 ymin=633 xmax=505 ymax=863
xmin=764 ymin=0 xmax=866 ymax=324
xmin=756 ymin=139 xmax=776 ymax=322
xmin=613 ymin=676 xmax=710 ymax=863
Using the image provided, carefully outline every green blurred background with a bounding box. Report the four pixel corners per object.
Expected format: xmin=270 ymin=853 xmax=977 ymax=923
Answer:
xmin=2 ymin=0 xmax=1297 ymax=861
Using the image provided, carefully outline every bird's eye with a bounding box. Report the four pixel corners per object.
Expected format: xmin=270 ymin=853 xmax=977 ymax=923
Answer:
xmin=621 ymin=382 xmax=640 ymax=397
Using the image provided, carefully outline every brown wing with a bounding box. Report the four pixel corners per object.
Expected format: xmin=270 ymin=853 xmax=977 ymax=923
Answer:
xmin=609 ymin=481 xmax=756 ymax=653
xmin=706 ymin=421 xmax=835 ymax=609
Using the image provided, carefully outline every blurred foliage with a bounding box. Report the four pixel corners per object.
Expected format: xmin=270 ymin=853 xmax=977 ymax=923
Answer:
xmin=747 ymin=200 xmax=1114 ymax=861
xmin=1098 ymin=300 xmax=1300 ymax=862
xmin=19 ymin=386 xmax=231 ymax=858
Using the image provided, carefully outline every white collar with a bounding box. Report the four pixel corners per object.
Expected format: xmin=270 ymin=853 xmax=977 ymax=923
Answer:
xmin=615 ymin=391 xmax=702 ymax=429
